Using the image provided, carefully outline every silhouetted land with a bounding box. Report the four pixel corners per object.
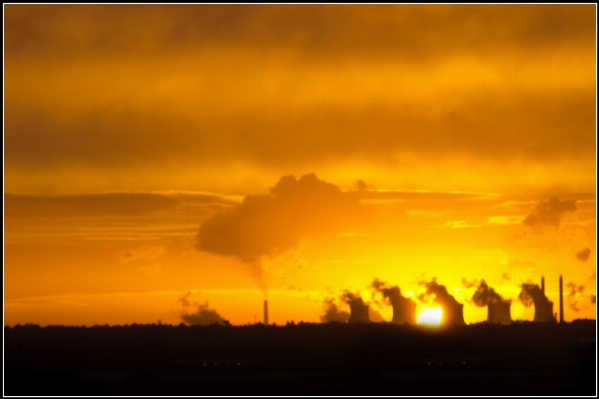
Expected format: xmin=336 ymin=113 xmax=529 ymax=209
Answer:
xmin=4 ymin=320 xmax=596 ymax=396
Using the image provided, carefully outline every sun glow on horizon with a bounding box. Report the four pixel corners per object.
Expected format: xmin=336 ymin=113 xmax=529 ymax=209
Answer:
xmin=416 ymin=306 xmax=443 ymax=326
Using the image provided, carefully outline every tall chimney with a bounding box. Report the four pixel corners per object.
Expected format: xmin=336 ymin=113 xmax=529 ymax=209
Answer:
xmin=559 ymin=275 xmax=564 ymax=323
xmin=264 ymin=300 xmax=268 ymax=325
xmin=541 ymin=277 xmax=545 ymax=294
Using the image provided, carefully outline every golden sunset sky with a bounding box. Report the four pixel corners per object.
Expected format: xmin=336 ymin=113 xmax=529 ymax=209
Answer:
xmin=4 ymin=4 xmax=596 ymax=326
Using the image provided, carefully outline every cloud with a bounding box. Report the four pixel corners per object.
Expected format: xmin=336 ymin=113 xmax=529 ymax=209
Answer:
xmin=4 ymin=193 xmax=179 ymax=218
xmin=178 ymin=292 xmax=229 ymax=326
xmin=576 ymin=247 xmax=591 ymax=261
xmin=5 ymin=5 xmax=594 ymax=61
xmin=357 ymin=190 xmax=486 ymax=203
xmin=5 ymin=5 xmax=595 ymax=197
xmin=441 ymin=220 xmax=480 ymax=229
xmin=523 ymin=197 xmax=577 ymax=230
xmin=137 ymin=264 xmax=160 ymax=275
xmin=197 ymin=173 xmax=363 ymax=261
xmin=196 ymin=174 xmax=365 ymax=289
xmin=4 ymin=191 xmax=239 ymax=219
xmin=119 ymin=245 xmax=165 ymax=265
xmin=487 ymin=215 xmax=523 ymax=225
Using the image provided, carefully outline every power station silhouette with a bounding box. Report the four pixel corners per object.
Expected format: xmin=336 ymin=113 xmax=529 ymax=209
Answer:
xmin=338 ymin=275 xmax=567 ymax=325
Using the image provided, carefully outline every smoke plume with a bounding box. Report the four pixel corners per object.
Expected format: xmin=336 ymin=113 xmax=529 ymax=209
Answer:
xmin=518 ymin=283 xmax=552 ymax=309
xmin=340 ymin=290 xmax=371 ymax=323
xmin=463 ymin=279 xmax=512 ymax=324
xmin=518 ymin=283 xmax=542 ymax=308
xmin=178 ymin=292 xmax=230 ymax=326
xmin=519 ymin=282 xmax=556 ymax=322
xmin=419 ymin=278 xmax=460 ymax=308
xmin=371 ymin=278 xmax=416 ymax=324
xmin=576 ymin=247 xmax=591 ymax=261
xmin=418 ymin=278 xmax=465 ymax=325
xmin=320 ymin=297 xmax=350 ymax=323
xmin=523 ymin=197 xmax=577 ymax=230
xmin=340 ymin=290 xmax=368 ymax=307
xmin=461 ymin=278 xmax=477 ymax=289
xmin=471 ymin=280 xmax=507 ymax=306
xmin=196 ymin=174 xmax=363 ymax=292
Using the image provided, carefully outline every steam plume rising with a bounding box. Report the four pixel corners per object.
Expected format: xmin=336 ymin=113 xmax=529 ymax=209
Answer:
xmin=371 ymin=279 xmax=416 ymax=324
xmin=471 ymin=280 xmax=504 ymax=306
xmin=340 ymin=290 xmax=370 ymax=323
xmin=320 ymin=297 xmax=350 ymax=323
xmin=419 ymin=278 xmax=465 ymax=325
xmin=469 ymin=279 xmax=512 ymax=324
xmin=523 ymin=197 xmax=577 ymax=230
xmin=461 ymin=278 xmax=477 ymax=289
xmin=196 ymin=173 xmax=363 ymax=292
xmin=519 ymin=283 xmax=556 ymax=322
xmin=178 ymin=293 xmax=230 ymax=326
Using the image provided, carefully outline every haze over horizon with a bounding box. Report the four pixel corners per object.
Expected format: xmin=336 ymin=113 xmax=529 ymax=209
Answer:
xmin=4 ymin=4 xmax=596 ymax=327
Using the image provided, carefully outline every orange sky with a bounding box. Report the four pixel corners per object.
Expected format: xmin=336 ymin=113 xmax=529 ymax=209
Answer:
xmin=4 ymin=4 xmax=596 ymax=326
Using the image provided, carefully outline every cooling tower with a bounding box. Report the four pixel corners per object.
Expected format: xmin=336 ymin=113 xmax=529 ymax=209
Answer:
xmin=533 ymin=277 xmax=556 ymax=323
xmin=487 ymin=301 xmax=512 ymax=325
xmin=533 ymin=298 xmax=556 ymax=322
xmin=348 ymin=302 xmax=370 ymax=323
xmin=390 ymin=297 xmax=417 ymax=325
xmin=443 ymin=302 xmax=465 ymax=326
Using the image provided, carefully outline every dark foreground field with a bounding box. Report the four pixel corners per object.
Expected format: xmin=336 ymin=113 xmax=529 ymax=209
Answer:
xmin=4 ymin=320 xmax=596 ymax=396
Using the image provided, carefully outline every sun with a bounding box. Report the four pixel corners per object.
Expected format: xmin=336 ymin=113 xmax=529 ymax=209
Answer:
xmin=416 ymin=306 xmax=443 ymax=326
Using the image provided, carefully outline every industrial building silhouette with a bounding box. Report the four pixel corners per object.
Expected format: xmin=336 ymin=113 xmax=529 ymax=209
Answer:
xmin=487 ymin=300 xmax=512 ymax=325
xmin=520 ymin=277 xmax=557 ymax=323
xmin=341 ymin=275 xmax=569 ymax=326
xmin=348 ymin=301 xmax=370 ymax=323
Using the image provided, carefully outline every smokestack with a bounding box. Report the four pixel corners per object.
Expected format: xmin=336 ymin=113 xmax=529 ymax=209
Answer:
xmin=541 ymin=277 xmax=545 ymax=294
xmin=264 ymin=300 xmax=268 ymax=325
xmin=559 ymin=275 xmax=564 ymax=323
